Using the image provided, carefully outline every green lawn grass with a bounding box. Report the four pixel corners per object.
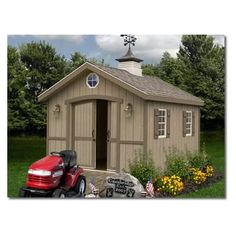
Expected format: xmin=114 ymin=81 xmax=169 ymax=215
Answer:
xmin=201 ymin=131 xmax=225 ymax=173
xmin=8 ymin=131 xmax=225 ymax=198
xmin=177 ymin=130 xmax=225 ymax=198
xmin=8 ymin=137 xmax=46 ymax=197
xmin=177 ymin=180 xmax=225 ymax=198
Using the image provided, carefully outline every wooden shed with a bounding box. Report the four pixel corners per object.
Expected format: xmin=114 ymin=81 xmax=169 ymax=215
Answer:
xmin=38 ymin=48 xmax=204 ymax=172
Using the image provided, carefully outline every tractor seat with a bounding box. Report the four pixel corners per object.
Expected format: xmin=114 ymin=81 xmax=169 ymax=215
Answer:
xmin=59 ymin=150 xmax=77 ymax=169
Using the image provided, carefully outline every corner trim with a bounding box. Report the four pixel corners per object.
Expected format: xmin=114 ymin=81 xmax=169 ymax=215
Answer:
xmin=198 ymin=108 xmax=201 ymax=152
xmin=143 ymin=101 xmax=148 ymax=154
xmin=46 ymin=103 xmax=49 ymax=155
xmin=66 ymin=104 xmax=70 ymax=149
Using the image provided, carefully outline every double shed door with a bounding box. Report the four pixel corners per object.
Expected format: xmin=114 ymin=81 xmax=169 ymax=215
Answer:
xmin=73 ymin=100 xmax=119 ymax=171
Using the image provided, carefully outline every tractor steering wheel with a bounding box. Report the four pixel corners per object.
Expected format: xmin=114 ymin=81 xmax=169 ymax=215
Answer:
xmin=50 ymin=152 xmax=65 ymax=157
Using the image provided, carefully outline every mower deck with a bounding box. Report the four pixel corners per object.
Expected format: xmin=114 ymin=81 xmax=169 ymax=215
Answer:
xmin=20 ymin=187 xmax=54 ymax=197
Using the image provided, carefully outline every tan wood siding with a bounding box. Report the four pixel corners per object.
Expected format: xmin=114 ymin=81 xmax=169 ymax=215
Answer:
xmin=120 ymin=144 xmax=143 ymax=170
xmin=147 ymin=102 xmax=200 ymax=169
xmin=75 ymin=140 xmax=93 ymax=167
xmin=73 ymin=102 xmax=94 ymax=167
xmin=74 ymin=102 xmax=93 ymax=138
xmin=61 ymin=89 xmax=67 ymax=137
xmin=48 ymin=92 xmax=66 ymax=139
xmin=120 ymin=91 xmax=144 ymax=142
xmin=48 ymin=95 xmax=56 ymax=137
xmin=133 ymin=94 xmax=144 ymax=141
xmin=48 ymin=140 xmax=66 ymax=153
xmin=110 ymin=143 xmax=117 ymax=169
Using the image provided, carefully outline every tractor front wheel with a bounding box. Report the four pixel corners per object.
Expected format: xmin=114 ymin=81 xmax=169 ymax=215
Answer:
xmin=19 ymin=187 xmax=30 ymax=197
xmin=74 ymin=176 xmax=86 ymax=196
xmin=52 ymin=189 xmax=66 ymax=198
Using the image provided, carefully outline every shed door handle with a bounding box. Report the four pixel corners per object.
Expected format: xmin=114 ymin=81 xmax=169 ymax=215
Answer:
xmin=92 ymin=129 xmax=96 ymax=141
xmin=107 ymin=130 xmax=111 ymax=142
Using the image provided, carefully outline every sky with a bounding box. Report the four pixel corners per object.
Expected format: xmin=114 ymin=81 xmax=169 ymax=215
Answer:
xmin=8 ymin=35 xmax=225 ymax=67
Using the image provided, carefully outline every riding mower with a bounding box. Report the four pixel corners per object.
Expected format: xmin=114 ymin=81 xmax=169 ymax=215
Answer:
xmin=19 ymin=150 xmax=86 ymax=198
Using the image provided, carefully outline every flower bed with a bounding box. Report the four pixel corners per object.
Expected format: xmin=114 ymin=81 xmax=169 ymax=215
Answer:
xmin=153 ymin=166 xmax=223 ymax=197
xmin=128 ymin=149 xmax=223 ymax=198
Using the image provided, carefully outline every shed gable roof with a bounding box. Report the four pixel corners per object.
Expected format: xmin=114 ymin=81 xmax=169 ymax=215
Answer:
xmin=38 ymin=62 xmax=204 ymax=106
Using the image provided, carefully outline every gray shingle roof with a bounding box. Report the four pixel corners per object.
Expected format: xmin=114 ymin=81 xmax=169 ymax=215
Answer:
xmin=95 ymin=64 xmax=203 ymax=105
xmin=38 ymin=62 xmax=203 ymax=106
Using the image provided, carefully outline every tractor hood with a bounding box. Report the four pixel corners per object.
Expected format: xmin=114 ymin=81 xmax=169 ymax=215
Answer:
xmin=29 ymin=155 xmax=63 ymax=171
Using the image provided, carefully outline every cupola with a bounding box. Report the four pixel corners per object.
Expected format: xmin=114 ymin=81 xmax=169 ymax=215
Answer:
xmin=116 ymin=34 xmax=143 ymax=76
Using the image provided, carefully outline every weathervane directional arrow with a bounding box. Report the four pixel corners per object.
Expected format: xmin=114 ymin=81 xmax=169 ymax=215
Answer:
xmin=120 ymin=34 xmax=137 ymax=49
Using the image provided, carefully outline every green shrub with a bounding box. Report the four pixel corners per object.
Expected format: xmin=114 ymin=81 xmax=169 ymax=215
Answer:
xmin=128 ymin=150 xmax=157 ymax=186
xmin=188 ymin=144 xmax=211 ymax=169
xmin=165 ymin=149 xmax=190 ymax=178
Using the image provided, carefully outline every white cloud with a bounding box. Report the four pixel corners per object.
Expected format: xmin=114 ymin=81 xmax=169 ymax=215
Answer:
xmin=95 ymin=35 xmax=182 ymax=63
xmin=32 ymin=35 xmax=86 ymax=44
xmin=95 ymin=35 xmax=121 ymax=53
xmin=96 ymin=35 xmax=225 ymax=64
xmin=213 ymin=35 xmax=225 ymax=46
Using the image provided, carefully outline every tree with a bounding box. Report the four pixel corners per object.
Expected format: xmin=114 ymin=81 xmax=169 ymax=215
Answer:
xmin=20 ymin=41 xmax=68 ymax=97
xmin=69 ymin=52 xmax=87 ymax=72
xmin=8 ymin=42 xmax=69 ymax=134
xmin=178 ymin=35 xmax=225 ymax=129
xmin=19 ymin=41 xmax=69 ymax=133
xmin=68 ymin=52 xmax=109 ymax=73
xmin=142 ymin=64 xmax=159 ymax=77
xmin=158 ymin=52 xmax=187 ymax=90
xmin=142 ymin=53 xmax=187 ymax=90
xmin=8 ymin=46 xmax=29 ymax=133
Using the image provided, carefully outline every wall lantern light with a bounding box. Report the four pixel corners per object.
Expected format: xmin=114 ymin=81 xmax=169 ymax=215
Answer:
xmin=53 ymin=104 xmax=61 ymax=115
xmin=124 ymin=103 xmax=133 ymax=118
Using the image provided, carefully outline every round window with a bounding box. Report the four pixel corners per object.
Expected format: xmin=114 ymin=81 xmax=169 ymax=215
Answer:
xmin=86 ymin=73 xmax=99 ymax=88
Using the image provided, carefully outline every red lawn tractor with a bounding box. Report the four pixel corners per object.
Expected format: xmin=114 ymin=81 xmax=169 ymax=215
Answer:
xmin=19 ymin=150 xmax=86 ymax=198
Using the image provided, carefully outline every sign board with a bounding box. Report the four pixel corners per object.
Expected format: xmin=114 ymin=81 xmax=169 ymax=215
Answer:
xmin=105 ymin=173 xmax=145 ymax=198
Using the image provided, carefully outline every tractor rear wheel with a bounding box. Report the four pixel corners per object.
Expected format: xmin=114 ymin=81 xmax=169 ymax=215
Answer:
xmin=74 ymin=176 xmax=86 ymax=196
xmin=52 ymin=189 xmax=66 ymax=198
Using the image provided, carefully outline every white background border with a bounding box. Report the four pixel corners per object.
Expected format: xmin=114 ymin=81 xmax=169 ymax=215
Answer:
xmin=0 ymin=1 xmax=235 ymax=235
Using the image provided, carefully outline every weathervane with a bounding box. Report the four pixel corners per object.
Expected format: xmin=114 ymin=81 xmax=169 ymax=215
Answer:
xmin=117 ymin=34 xmax=142 ymax=63
xmin=120 ymin=34 xmax=137 ymax=49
